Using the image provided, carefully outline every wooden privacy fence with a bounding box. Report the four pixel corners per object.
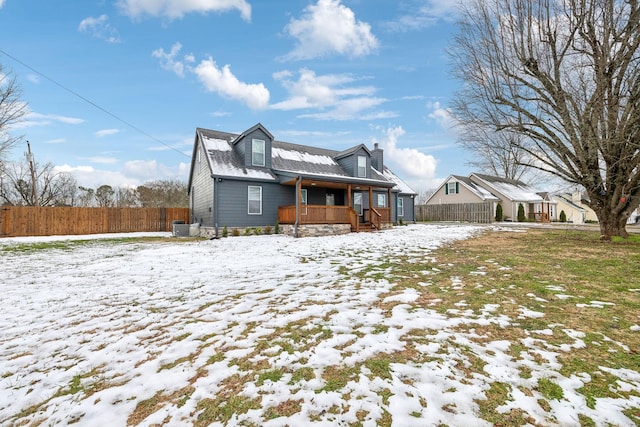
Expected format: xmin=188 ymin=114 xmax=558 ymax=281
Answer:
xmin=415 ymin=202 xmax=494 ymax=224
xmin=0 ymin=206 xmax=190 ymax=237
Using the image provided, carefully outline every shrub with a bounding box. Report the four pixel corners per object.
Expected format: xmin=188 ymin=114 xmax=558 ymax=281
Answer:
xmin=274 ymin=222 xmax=280 ymax=234
xmin=495 ymin=203 xmax=503 ymax=222
xmin=232 ymin=228 xmax=240 ymax=237
xmin=222 ymin=225 xmax=228 ymax=238
xmin=398 ymin=218 xmax=404 ymax=226
xmin=244 ymin=228 xmax=252 ymax=236
xmin=559 ymin=210 xmax=567 ymax=222
xmin=517 ymin=203 xmax=526 ymax=222
xmin=253 ymin=227 xmax=263 ymax=235
xmin=264 ymin=225 xmax=272 ymax=235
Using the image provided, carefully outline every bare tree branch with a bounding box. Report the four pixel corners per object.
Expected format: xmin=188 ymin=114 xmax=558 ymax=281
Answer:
xmin=450 ymin=0 xmax=640 ymax=239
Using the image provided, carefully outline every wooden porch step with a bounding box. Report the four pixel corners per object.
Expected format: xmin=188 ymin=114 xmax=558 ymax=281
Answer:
xmin=356 ymin=222 xmax=377 ymax=232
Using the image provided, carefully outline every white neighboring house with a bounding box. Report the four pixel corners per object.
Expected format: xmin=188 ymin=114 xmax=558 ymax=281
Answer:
xmin=550 ymin=192 xmax=599 ymax=224
xmin=551 ymin=193 xmax=589 ymax=223
xmin=425 ymin=173 xmax=554 ymax=222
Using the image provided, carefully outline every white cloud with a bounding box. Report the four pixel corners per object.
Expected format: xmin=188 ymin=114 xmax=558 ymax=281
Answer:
xmin=27 ymin=74 xmax=40 ymax=84
xmin=427 ymin=101 xmax=456 ymax=132
xmin=0 ymin=0 xmax=5 ymax=8
xmin=271 ymin=68 xmax=394 ymax=120
xmin=372 ymin=125 xmax=438 ymax=192
xmin=283 ymin=0 xmax=378 ymax=60
xmin=193 ymin=58 xmax=270 ymax=110
xmin=117 ymin=0 xmax=251 ymax=21
xmin=12 ymin=111 xmax=84 ymax=130
xmin=78 ymin=15 xmax=121 ymax=43
xmin=386 ymin=0 xmax=460 ymax=31
xmin=95 ymin=129 xmax=120 ymax=138
xmin=151 ymin=42 xmax=194 ymax=77
xmin=152 ymin=43 xmax=268 ymax=110
xmin=85 ymin=156 xmax=119 ymax=164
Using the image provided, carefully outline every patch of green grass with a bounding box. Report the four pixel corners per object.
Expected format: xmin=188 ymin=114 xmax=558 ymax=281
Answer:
xmin=256 ymin=369 xmax=284 ymax=386
xmin=195 ymin=395 xmax=261 ymax=426
xmin=537 ymin=377 xmax=564 ymax=401
xmin=289 ymin=367 xmax=315 ymax=384
xmin=364 ymin=356 xmax=392 ymax=380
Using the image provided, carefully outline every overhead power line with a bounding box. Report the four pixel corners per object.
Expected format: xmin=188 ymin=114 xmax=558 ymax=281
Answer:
xmin=0 ymin=48 xmax=190 ymax=158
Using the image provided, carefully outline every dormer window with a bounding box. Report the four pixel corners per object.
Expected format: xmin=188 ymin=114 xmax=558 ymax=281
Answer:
xmin=252 ymin=139 xmax=265 ymax=167
xmin=357 ymin=156 xmax=367 ymax=177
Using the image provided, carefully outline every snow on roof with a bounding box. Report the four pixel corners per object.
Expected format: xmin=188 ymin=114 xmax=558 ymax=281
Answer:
xmin=201 ymin=135 xmax=232 ymax=152
xmin=272 ymin=147 xmax=335 ymax=165
xmin=383 ymin=167 xmax=416 ymax=194
xmin=473 ymin=174 xmax=543 ymax=202
xmin=209 ymin=157 xmax=277 ymax=180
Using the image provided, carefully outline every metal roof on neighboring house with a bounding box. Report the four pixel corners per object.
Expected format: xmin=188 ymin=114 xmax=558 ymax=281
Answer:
xmin=195 ymin=127 xmax=417 ymax=194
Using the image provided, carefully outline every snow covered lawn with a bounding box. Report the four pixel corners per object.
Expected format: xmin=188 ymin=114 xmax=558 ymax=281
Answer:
xmin=1 ymin=224 xmax=638 ymax=426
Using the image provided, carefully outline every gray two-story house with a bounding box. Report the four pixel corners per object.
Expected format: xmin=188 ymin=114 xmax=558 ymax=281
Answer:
xmin=188 ymin=123 xmax=416 ymax=237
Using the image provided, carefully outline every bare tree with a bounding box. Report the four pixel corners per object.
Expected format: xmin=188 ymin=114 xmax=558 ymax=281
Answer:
xmin=136 ymin=179 xmax=188 ymax=207
xmin=450 ymin=0 xmax=640 ymax=239
xmin=95 ymin=185 xmax=115 ymax=207
xmin=0 ymin=64 xmax=27 ymax=163
xmin=77 ymin=186 xmax=95 ymax=207
xmin=114 ymin=186 xmax=139 ymax=207
xmin=0 ymin=159 xmax=77 ymax=206
xmin=458 ymin=124 xmax=541 ymax=182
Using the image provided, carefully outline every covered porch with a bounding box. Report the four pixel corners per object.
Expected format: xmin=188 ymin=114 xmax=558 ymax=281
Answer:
xmin=277 ymin=176 xmax=394 ymax=233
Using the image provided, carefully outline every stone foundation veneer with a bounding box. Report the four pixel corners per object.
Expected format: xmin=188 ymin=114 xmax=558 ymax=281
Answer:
xmin=198 ymin=223 xmax=391 ymax=238
xmin=279 ymin=224 xmax=352 ymax=237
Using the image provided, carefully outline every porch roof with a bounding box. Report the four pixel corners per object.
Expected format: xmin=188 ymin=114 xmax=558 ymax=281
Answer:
xmin=275 ymin=170 xmax=396 ymax=189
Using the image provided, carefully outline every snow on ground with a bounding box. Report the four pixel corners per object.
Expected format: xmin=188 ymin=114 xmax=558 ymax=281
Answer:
xmin=0 ymin=224 xmax=638 ymax=426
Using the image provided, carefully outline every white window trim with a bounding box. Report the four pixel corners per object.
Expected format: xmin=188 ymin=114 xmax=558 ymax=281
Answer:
xmin=397 ymin=197 xmax=404 ymax=217
xmin=252 ymin=139 xmax=265 ymax=167
xmin=447 ymin=182 xmax=457 ymax=194
xmin=248 ymin=185 xmax=262 ymax=215
xmin=357 ymin=156 xmax=367 ymax=178
xmin=377 ymin=193 xmax=386 ymax=208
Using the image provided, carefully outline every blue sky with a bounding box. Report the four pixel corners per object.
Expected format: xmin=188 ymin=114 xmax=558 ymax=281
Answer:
xmin=0 ymin=0 xmax=468 ymax=193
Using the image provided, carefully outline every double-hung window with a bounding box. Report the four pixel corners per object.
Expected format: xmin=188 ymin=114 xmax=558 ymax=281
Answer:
xmin=377 ymin=193 xmax=386 ymax=208
xmin=397 ymin=197 xmax=404 ymax=217
xmin=357 ymin=156 xmax=367 ymax=177
xmin=252 ymin=139 xmax=265 ymax=167
xmin=248 ymin=186 xmax=262 ymax=215
xmin=446 ymin=182 xmax=459 ymax=195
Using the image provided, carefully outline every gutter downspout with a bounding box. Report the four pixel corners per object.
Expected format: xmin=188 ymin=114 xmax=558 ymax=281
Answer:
xmin=294 ymin=175 xmax=301 ymax=238
xmin=213 ymin=176 xmax=219 ymax=238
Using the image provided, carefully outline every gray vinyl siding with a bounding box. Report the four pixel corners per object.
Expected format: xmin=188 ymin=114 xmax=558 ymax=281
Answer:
xmin=216 ymin=179 xmax=293 ymax=228
xmin=397 ymin=194 xmax=415 ymax=222
xmin=190 ymin=143 xmax=214 ymax=225
xmin=336 ymin=148 xmax=370 ymax=178
xmin=236 ymin=128 xmax=273 ymax=169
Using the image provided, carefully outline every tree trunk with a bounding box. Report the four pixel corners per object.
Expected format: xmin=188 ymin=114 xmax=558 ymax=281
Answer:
xmin=594 ymin=205 xmax=629 ymax=241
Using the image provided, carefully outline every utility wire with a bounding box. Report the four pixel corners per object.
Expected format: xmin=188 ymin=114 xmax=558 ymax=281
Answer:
xmin=0 ymin=48 xmax=190 ymax=158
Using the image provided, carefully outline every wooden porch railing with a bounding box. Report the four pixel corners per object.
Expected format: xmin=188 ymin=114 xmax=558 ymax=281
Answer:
xmin=278 ymin=205 xmax=391 ymax=232
xmin=528 ymin=212 xmax=550 ymax=222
